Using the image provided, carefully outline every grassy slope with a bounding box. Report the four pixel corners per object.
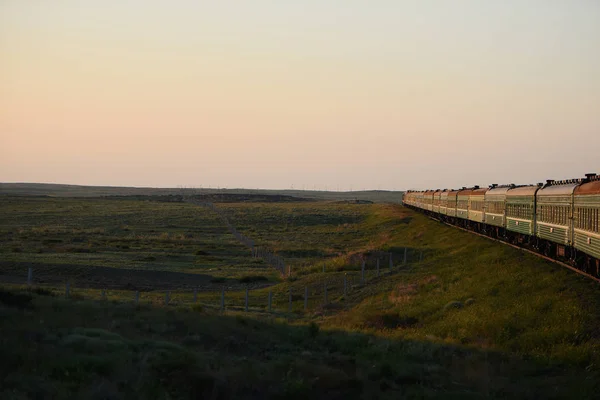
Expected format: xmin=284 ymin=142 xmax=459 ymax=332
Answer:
xmin=1 ymin=201 xmax=600 ymax=399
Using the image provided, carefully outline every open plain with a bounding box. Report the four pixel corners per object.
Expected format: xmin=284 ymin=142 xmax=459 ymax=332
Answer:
xmin=1 ymin=188 xmax=599 ymax=399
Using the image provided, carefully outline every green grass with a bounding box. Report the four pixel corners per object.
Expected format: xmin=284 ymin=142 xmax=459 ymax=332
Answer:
xmin=1 ymin=196 xmax=600 ymax=398
xmin=0 ymin=197 xmax=277 ymax=285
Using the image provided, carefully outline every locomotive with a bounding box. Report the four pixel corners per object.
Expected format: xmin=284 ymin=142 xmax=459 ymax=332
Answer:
xmin=402 ymin=173 xmax=600 ymax=278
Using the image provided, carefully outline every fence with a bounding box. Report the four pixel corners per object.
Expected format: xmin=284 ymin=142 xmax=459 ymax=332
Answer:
xmin=186 ymin=199 xmax=288 ymax=276
xmin=19 ymin=249 xmax=425 ymax=314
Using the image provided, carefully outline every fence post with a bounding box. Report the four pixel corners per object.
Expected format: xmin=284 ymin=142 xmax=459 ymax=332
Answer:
xmin=193 ymin=288 xmax=198 ymax=303
xmin=165 ymin=291 xmax=170 ymax=306
xmin=221 ymin=287 xmax=225 ymax=313
xmin=404 ymin=247 xmax=408 ymax=265
xmin=324 ymin=284 xmax=328 ymax=304
xmin=27 ymin=267 xmax=32 ymax=286
xmin=268 ymin=290 xmax=272 ymax=312
xmin=344 ymin=273 xmax=347 ymax=297
xmin=304 ymin=286 xmax=308 ymax=310
xmin=65 ymin=283 xmax=70 ymax=299
xmin=245 ymin=287 xmax=249 ymax=312
xmin=361 ymin=260 xmax=365 ymax=284
xmin=288 ymin=288 xmax=292 ymax=312
xmin=376 ymin=259 xmax=380 ymax=277
xmin=135 ymin=291 xmax=139 ymax=305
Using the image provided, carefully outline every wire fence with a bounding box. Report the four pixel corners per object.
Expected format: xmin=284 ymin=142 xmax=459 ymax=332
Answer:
xmin=186 ymin=199 xmax=288 ymax=275
xmin=19 ymin=250 xmax=425 ymax=315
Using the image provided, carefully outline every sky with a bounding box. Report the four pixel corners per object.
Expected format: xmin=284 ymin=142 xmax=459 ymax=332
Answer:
xmin=1 ymin=0 xmax=599 ymax=191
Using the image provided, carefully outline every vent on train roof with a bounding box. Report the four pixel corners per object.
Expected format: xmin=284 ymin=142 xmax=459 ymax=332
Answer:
xmin=552 ymin=178 xmax=583 ymax=185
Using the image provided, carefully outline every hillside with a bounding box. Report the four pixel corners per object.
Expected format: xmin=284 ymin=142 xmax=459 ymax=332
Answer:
xmin=1 ymin=197 xmax=599 ymax=399
xmin=0 ymin=182 xmax=403 ymax=203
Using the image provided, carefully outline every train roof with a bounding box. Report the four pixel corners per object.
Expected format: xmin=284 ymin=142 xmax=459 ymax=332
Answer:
xmin=457 ymin=187 xmax=477 ymax=196
xmin=506 ymin=185 xmax=540 ymax=197
xmin=537 ymin=181 xmax=580 ymax=196
xmin=471 ymin=188 xmax=488 ymax=196
xmin=486 ymin=186 xmax=512 ymax=196
xmin=574 ymin=174 xmax=600 ymax=195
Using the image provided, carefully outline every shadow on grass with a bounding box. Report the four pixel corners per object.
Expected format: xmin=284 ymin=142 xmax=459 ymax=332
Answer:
xmin=1 ymin=286 xmax=597 ymax=400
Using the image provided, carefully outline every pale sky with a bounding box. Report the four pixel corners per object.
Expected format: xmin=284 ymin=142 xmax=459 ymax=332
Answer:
xmin=1 ymin=1 xmax=599 ymax=191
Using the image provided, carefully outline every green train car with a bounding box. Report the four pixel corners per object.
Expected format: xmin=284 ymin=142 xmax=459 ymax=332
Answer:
xmin=439 ymin=190 xmax=449 ymax=215
xmin=456 ymin=188 xmax=472 ymax=221
xmin=573 ymin=176 xmax=600 ymax=272
xmin=484 ymin=185 xmax=511 ymax=234
xmin=468 ymin=188 xmax=488 ymax=225
xmin=536 ymin=180 xmax=579 ymax=256
xmin=446 ymin=189 xmax=458 ymax=217
xmin=505 ymin=185 xmax=539 ymax=241
xmin=424 ymin=190 xmax=434 ymax=212
xmin=433 ymin=190 xmax=441 ymax=214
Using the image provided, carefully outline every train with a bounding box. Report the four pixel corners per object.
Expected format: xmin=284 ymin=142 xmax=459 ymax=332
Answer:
xmin=402 ymin=173 xmax=600 ymax=278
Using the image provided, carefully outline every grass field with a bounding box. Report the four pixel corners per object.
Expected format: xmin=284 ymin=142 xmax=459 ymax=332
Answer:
xmin=1 ymin=194 xmax=600 ymax=399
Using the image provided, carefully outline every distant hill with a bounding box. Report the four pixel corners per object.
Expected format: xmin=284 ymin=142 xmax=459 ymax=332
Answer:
xmin=0 ymin=182 xmax=403 ymax=203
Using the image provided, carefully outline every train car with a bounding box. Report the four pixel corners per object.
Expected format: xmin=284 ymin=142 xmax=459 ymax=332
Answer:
xmin=446 ymin=189 xmax=459 ymax=218
xmin=403 ymin=191 xmax=411 ymax=207
xmin=424 ymin=190 xmax=435 ymax=212
xmin=468 ymin=187 xmax=488 ymax=226
xmin=433 ymin=190 xmax=441 ymax=214
xmin=536 ymin=179 xmax=580 ymax=257
xmin=506 ymin=185 xmax=540 ymax=241
xmin=484 ymin=185 xmax=511 ymax=236
xmin=573 ymin=174 xmax=600 ymax=273
xmin=415 ymin=191 xmax=424 ymax=209
xmin=407 ymin=191 xmax=416 ymax=208
xmin=456 ymin=188 xmax=473 ymax=220
xmin=439 ymin=190 xmax=449 ymax=215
